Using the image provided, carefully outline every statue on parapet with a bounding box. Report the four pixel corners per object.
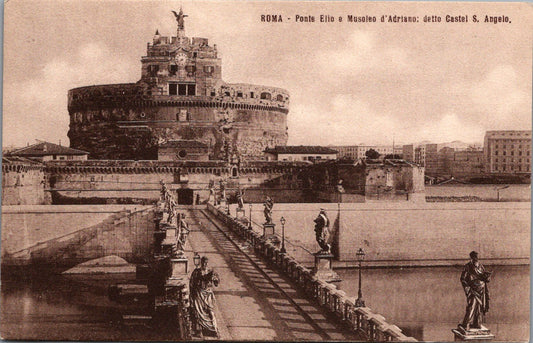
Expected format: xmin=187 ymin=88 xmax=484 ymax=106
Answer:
xmin=458 ymin=251 xmax=492 ymax=332
xmin=167 ymin=200 xmax=177 ymax=224
xmin=314 ymin=208 xmax=330 ymax=254
xmin=208 ymin=180 xmax=216 ymax=204
xmin=190 ymin=256 xmax=220 ymax=338
xmin=263 ymin=196 xmax=274 ymax=224
xmin=219 ymin=179 xmax=227 ymax=203
xmin=236 ymin=189 xmax=245 ymax=209
xmin=160 ymin=180 xmax=167 ymax=201
xmin=177 ymin=213 xmax=190 ymax=254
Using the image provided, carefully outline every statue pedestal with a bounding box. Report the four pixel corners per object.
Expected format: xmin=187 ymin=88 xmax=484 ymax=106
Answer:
xmin=236 ymin=208 xmax=245 ymax=219
xmin=219 ymin=198 xmax=227 ymax=208
xmin=262 ymin=223 xmax=276 ymax=240
xmin=169 ymin=257 xmax=189 ymax=279
xmin=312 ymin=253 xmax=341 ymax=283
xmin=452 ymin=325 xmax=494 ymax=341
xmin=165 ymin=225 xmax=178 ymax=240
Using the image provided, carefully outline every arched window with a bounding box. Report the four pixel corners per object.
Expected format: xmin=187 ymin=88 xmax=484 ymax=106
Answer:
xmin=260 ymin=92 xmax=271 ymax=100
xmin=276 ymin=94 xmax=284 ymax=101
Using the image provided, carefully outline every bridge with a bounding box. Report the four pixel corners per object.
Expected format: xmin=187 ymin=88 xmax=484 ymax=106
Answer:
xmin=1 ymin=201 xmax=416 ymax=341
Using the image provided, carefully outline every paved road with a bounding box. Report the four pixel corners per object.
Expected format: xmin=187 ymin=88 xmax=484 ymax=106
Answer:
xmin=183 ymin=209 xmax=359 ymax=341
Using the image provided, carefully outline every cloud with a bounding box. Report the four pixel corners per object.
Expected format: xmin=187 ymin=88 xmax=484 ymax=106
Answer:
xmin=314 ymin=31 xmax=412 ymax=76
xmin=445 ymin=64 xmax=531 ymax=133
xmin=3 ymin=42 xmax=138 ymax=146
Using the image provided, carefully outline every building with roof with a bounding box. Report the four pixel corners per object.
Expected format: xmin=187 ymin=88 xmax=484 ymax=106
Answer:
xmin=484 ymin=130 xmax=531 ymax=174
xmin=158 ymin=140 xmax=209 ymax=161
xmin=6 ymin=142 xmax=89 ymax=162
xmin=264 ymin=146 xmax=337 ymax=162
xmin=67 ymin=9 xmax=289 ymax=160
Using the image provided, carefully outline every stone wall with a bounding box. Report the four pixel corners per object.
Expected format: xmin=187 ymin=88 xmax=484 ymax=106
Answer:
xmin=2 ymin=164 xmax=48 ymax=205
xmin=44 ymin=160 xmax=305 ymax=204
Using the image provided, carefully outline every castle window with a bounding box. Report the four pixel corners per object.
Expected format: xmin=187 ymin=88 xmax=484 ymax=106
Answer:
xmin=276 ymin=94 xmax=284 ymax=101
xmin=260 ymin=92 xmax=271 ymax=100
xmin=148 ymin=64 xmax=159 ymax=76
xmin=237 ymin=92 xmax=243 ymax=98
xmin=169 ymin=64 xmax=178 ymax=75
xmin=187 ymin=84 xmax=196 ymax=96
xmin=210 ymin=90 xmax=216 ymax=96
xmin=178 ymin=84 xmax=187 ymax=95
xmin=193 ymin=52 xmax=197 ymax=58
xmin=169 ymin=83 xmax=178 ymax=95
xmin=204 ymin=66 xmax=214 ymax=74
xmin=250 ymin=92 xmax=254 ymax=98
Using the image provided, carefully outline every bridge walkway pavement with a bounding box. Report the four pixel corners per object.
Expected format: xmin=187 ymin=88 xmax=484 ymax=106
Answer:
xmin=183 ymin=208 xmax=362 ymax=341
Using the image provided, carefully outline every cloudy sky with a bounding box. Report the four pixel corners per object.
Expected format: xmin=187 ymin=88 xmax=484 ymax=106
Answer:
xmin=3 ymin=1 xmax=532 ymax=148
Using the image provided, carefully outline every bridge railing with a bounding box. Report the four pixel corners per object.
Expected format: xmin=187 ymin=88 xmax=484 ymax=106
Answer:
xmin=206 ymin=202 xmax=417 ymax=342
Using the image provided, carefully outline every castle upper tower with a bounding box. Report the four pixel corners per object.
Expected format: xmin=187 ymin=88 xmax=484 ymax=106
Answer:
xmin=140 ymin=10 xmax=221 ymax=97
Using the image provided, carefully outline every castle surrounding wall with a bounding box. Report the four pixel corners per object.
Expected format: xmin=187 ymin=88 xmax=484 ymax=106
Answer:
xmin=43 ymin=160 xmax=306 ymax=204
xmin=2 ymin=160 xmax=48 ymax=205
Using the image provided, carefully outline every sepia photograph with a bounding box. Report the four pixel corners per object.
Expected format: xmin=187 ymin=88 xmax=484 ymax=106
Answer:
xmin=1 ymin=1 xmax=531 ymax=342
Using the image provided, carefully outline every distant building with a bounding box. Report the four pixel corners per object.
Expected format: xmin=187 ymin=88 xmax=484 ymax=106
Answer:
xmin=158 ymin=140 xmax=209 ymax=161
xmin=330 ymin=145 xmax=402 ymax=160
xmin=451 ymin=147 xmax=484 ymax=177
xmin=6 ymin=142 xmax=89 ymax=162
xmin=437 ymin=147 xmax=455 ymax=176
xmin=330 ymin=145 xmax=359 ymax=159
xmin=264 ymin=146 xmax=337 ymax=162
xmin=423 ymin=144 xmax=439 ymax=175
xmin=272 ymin=159 xmax=425 ymax=202
xmin=484 ymin=130 xmax=531 ymax=174
xmin=402 ymin=144 xmax=415 ymax=162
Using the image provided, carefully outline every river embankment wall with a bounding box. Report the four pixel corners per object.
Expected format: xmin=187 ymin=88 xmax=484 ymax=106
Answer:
xmin=425 ymin=184 xmax=530 ymax=202
xmin=1 ymin=205 xmax=155 ymax=267
xmin=240 ymin=202 xmax=530 ymax=267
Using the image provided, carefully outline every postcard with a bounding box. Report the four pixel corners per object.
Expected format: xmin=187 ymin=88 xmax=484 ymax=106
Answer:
xmin=2 ymin=1 xmax=531 ymax=342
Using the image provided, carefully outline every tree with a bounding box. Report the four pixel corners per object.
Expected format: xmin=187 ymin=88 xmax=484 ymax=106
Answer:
xmin=384 ymin=154 xmax=402 ymax=159
xmin=365 ymin=148 xmax=380 ymax=159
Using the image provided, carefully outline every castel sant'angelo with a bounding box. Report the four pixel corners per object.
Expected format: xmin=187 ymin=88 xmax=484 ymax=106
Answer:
xmin=68 ymin=9 xmax=289 ymax=160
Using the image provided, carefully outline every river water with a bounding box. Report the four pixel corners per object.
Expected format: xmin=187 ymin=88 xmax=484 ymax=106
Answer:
xmin=1 ymin=265 xmax=529 ymax=341
xmin=337 ymin=265 xmax=530 ymax=342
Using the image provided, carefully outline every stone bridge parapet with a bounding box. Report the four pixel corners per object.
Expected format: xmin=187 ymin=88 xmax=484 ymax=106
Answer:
xmin=206 ymin=203 xmax=417 ymax=342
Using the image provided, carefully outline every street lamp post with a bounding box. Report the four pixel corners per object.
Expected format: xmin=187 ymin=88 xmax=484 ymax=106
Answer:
xmin=280 ymin=216 xmax=286 ymax=254
xmin=193 ymin=252 xmax=201 ymax=269
xmin=496 ymin=185 xmax=510 ymax=202
xmin=355 ymin=248 xmax=366 ymax=307
xmin=248 ymin=203 xmax=252 ymax=230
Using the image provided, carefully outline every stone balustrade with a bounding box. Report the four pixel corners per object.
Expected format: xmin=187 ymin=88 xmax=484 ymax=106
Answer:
xmin=206 ymin=202 xmax=417 ymax=342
